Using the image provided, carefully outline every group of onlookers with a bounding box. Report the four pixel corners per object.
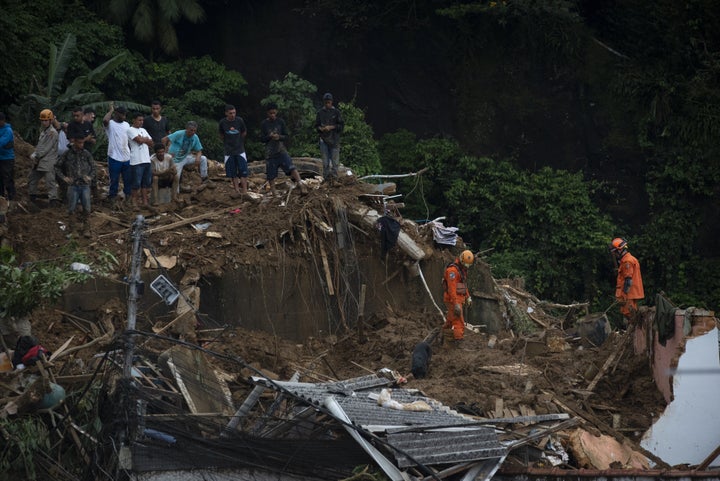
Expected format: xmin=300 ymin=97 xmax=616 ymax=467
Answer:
xmin=0 ymin=91 xmax=345 ymax=229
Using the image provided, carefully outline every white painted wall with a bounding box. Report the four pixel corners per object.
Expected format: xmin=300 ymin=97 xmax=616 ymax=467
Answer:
xmin=641 ymin=327 xmax=720 ymax=467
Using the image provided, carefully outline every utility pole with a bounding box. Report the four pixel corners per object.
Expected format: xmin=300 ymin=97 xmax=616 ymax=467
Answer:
xmin=124 ymin=215 xmax=145 ymax=378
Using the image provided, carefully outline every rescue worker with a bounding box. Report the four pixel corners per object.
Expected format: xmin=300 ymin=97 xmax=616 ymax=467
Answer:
xmin=442 ymin=250 xmax=474 ymax=347
xmin=29 ymin=109 xmax=60 ymax=207
xmin=609 ymin=237 xmax=644 ymax=323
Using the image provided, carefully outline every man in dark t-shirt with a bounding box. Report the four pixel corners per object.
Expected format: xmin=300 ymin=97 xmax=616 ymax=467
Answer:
xmin=143 ymin=100 xmax=170 ymax=146
xmin=218 ymin=104 xmax=248 ymax=195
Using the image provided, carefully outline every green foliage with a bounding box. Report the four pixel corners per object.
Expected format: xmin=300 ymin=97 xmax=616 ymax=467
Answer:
xmin=637 ymin=153 xmax=720 ymax=308
xmin=0 ymin=416 xmax=50 ymax=479
xmin=337 ymin=101 xmax=381 ymax=177
xmin=0 ymin=246 xmax=90 ymax=319
xmin=443 ymin=157 xmax=613 ymax=304
xmin=140 ymin=56 xmax=248 ymax=160
xmin=10 ymin=34 xmax=128 ymax=141
xmin=260 ymin=72 xmax=319 ymax=157
xmin=378 ymin=131 xmax=463 ymax=221
xmin=0 ymin=0 xmax=126 ymax=108
xmin=378 ymin=129 xmax=417 ymax=173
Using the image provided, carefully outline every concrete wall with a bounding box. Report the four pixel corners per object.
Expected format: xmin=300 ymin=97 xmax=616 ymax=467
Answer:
xmin=61 ymin=253 xmax=504 ymax=342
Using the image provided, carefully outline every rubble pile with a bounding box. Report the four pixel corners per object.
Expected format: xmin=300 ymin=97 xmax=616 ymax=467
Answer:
xmin=1 ymin=136 xmax=719 ymax=480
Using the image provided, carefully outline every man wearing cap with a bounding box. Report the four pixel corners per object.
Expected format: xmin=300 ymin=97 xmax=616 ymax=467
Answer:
xmin=314 ymin=92 xmax=344 ymax=185
xmin=103 ymin=103 xmax=131 ymax=210
xmin=28 ymin=109 xmax=60 ymax=207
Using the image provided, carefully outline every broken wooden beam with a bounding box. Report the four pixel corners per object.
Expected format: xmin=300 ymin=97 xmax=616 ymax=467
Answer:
xmin=585 ymin=329 xmax=633 ymax=393
xmin=319 ymin=242 xmax=335 ymax=296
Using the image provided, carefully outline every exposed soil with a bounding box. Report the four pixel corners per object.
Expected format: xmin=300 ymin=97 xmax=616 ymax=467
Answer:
xmin=2 ymin=136 xmax=667 ymax=467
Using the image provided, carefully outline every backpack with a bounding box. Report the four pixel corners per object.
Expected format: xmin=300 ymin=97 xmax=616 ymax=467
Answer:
xmin=442 ymin=262 xmax=467 ymax=296
xmin=12 ymin=335 xmax=50 ymax=367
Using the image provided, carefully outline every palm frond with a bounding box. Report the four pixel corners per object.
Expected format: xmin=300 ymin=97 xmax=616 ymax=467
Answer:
xmin=133 ymin=0 xmax=155 ymax=42
xmin=177 ymin=0 xmax=205 ymax=23
xmin=86 ymin=52 xmax=128 ymax=84
xmin=48 ymin=34 xmax=77 ymax=98
xmin=157 ymin=18 xmax=179 ymax=55
xmin=158 ymin=0 xmax=181 ymax=23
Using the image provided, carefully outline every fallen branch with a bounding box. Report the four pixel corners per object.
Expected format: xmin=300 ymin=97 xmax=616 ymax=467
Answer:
xmin=51 ymin=333 xmax=112 ymax=361
xmin=585 ymin=329 xmax=633 ymax=393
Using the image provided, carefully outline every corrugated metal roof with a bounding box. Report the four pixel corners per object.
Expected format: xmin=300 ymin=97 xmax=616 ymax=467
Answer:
xmin=252 ymin=374 xmax=506 ymax=469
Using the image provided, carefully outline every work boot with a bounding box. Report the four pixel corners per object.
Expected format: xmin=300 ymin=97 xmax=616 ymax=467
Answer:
xmin=451 ymin=339 xmax=465 ymax=350
xmin=49 ymin=199 xmax=62 ymax=208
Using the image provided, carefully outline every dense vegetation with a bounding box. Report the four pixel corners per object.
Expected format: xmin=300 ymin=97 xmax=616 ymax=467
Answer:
xmin=2 ymin=0 xmax=720 ymax=324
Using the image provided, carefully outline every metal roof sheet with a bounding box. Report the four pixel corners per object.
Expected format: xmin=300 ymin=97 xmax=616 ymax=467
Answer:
xmin=252 ymin=374 xmax=506 ymax=468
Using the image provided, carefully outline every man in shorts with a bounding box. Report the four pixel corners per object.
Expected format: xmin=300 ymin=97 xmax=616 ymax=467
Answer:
xmin=218 ymin=104 xmax=248 ymax=196
xmin=260 ymin=103 xmax=307 ymax=196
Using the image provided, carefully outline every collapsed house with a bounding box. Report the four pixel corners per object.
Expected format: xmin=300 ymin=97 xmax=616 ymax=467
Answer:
xmin=1 ymin=154 xmax=720 ymax=480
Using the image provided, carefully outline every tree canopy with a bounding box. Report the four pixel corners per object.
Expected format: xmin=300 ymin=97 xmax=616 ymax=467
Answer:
xmin=1 ymin=0 xmax=720 ymax=313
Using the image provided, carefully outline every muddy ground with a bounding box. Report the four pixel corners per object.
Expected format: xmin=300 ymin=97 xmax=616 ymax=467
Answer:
xmin=2 ymin=136 xmax=667 ymax=464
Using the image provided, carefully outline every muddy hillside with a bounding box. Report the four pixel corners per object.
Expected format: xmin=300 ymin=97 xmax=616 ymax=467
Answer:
xmin=3 ymin=134 xmax=710 ymax=480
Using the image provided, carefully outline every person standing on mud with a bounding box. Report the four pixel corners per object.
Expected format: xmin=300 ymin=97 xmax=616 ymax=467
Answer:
xmin=442 ymin=250 xmax=474 ymax=348
xmin=55 ymin=131 xmax=96 ymax=231
xmin=103 ymin=103 xmax=131 ymax=210
xmin=0 ymin=112 xmax=16 ymax=202
xmin=144 ymin=100 xmax=171 ymax=146
xmin=261 ymin=103 xmax=307 ymax=196
xmin=127 ymin=112 xmax=154 ymax=208
xmin=314 ymin=92 xmax=344 ymax=185
xmin=218 ymin=104 xmax=248 ymax=196
xmin=610 ymin=237 xmax=644 ymax=324
xmin=28 ymin=109 xmax=60 ymax=207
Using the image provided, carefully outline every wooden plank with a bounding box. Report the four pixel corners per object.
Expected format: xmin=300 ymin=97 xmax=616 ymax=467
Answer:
xmin=586 ymin=329 xmax=632 ymax=392
xmin=494 ymin=398 xmax=504 ymax=418
xmin=358 ymin=284 xmax=367 ymax=341
xmin=98 ymin=210 xmax=224 ymax=238
xmin=697 ymin=444 xmax=720 ymax=471
xmin=319 ymin=243 xmax=335 ymax=296
xmin=93 ymin=211 xmax=130 ymax=228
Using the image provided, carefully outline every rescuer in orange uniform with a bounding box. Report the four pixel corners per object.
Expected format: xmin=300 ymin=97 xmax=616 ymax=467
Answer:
xmin=442 ymin=250 xmax=474 ymax=347
xmin=610 ymin=237 xmax=644 ymax=323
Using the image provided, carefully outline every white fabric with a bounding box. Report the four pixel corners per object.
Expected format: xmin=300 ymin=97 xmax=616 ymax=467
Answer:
xmin=127 ymin=126 xmax=151 ymax=166
xmin=106 ymin=120 xmax=130 ymax=161
xmin=429 ymin=220 xmax=459 ymax=246
xmin=57 ymin=129 xmax=69 ymax=157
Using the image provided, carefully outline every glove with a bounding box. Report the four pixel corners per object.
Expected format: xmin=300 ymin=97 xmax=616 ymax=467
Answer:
xmin=623 ymin=277 xmax=632 ymax=294
xmin=465 ymin=296 xmax=472 ymax=307
xmin=453 ymin=304 xmax=462 ymax=316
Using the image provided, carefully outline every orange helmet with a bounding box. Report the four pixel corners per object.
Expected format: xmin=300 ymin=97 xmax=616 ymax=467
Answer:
xmin=610 ymin=237 xmax=628 ymax=253
xmin=460 ymin=250 xmax=475 ymax=267
xmin=39 ymin=109 xmax=54 ymax=121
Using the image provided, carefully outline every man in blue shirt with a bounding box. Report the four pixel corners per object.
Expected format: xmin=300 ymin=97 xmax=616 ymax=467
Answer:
xmin=162 ymin=121 xmax=209 ymax=194
xmin=0 ymin=112 xmax=16 ymax=201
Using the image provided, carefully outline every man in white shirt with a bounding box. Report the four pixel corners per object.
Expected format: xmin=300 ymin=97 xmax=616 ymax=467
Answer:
xmin=127 ymin=112 xmax=154 ymax=208
xmin=103 ymin=103 xmax=131 ymax=210
xmin=150 ymin=143 xmax=178 ymax=204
